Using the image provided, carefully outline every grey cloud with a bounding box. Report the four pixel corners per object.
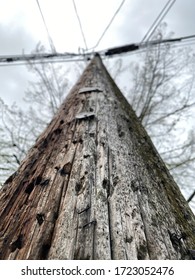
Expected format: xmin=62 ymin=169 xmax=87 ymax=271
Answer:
xmin=116 ymin=0 xmax=195 ymax=45
xmin=0 ymin=23 xmax=38 ymax=106
xmin=0 ymin=23 xmax=37 ymax=54
xmin=166 ymin=0 xmax=195 ymax=37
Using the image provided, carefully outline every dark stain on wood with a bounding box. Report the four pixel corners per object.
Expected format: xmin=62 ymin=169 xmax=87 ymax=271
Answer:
xmin=40 ymin=243 xmax=51 ymax=260
xmin=137 ymin=242 xmax=148 ymax=260
xmin=102 ymin=178 xmax=109 ymax=190
xmin=10 ymin=234 xmax=23 ymax=252
xmin=4 ymin=171 xmax=18 ymax=185
xmin=35 ymin=176 xmax=43 ymax=185
xmin=40 ymin=178 xmax=50 ymax=187
xmin=25 ymin=182 xmax=35 ymax=194
xmin=125 ymin=236 xmax=133 ymax=244
xmin=83 ymin=154 xmax=90 ymax=158
xmin=59 ymin=162 xmax=72 ymax=176
xmin=53 ymin=128 xmax=62 ymax=135
xmin=131 ymin=180 xmax=139 ymax=192
xmin=36 ymin=213 xmax=45 ymax=225
xmin=75 ymin=182 xmax=82 ymax=194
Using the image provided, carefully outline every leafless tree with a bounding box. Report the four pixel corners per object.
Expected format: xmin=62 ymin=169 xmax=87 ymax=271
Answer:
xmin=0 ymin=100 xmax=32 ymax=182
xmin=0 ymin=44 xmax=74 ymax=183
xmin=116 ymin=24 xmax=195 ymax=206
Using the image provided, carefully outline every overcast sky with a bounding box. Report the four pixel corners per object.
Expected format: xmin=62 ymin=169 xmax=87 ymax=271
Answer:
xmin=0 ymin=0 xmax=195 ymax=106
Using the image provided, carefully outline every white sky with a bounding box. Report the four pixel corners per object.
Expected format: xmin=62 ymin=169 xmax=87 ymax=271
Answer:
xmin=0 ymin=0 xmax=195 ymax=105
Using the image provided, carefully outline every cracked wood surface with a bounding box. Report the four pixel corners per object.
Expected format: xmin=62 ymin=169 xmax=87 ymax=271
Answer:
xmin=0 ymin=54 xmax=195 ymax=259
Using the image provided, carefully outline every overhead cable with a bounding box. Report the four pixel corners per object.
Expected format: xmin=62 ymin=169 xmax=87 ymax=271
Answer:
xmin=104 ymin=34 xmax=195 ymax=56
xmin=141 ymin=0 xmax=176 ymax=43
xmin=36 ymin=0 xmax=65 ymax=94
xmin=36 ymin=0 xmax=56 ymax=53
xmin=72 ymin=0 xmax=88 ymax=50
xmin=0 ymin=52 xmax=79 ymax=64
xmin=0 ymin=57 xmax=87 ymax=67
xmin=89 ymin=0 xmax=126 ymax=51
xmin=1 ymin=34 xmax=195 ymax=66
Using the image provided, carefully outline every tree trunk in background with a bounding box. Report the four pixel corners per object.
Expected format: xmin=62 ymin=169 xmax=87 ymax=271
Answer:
xmin=0 ymin=54 xmax=195 ymax=260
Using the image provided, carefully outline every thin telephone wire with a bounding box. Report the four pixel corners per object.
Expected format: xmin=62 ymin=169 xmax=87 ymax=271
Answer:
xmin=90 ymin=0 xmax=126 ymax=51
xmin=141 ymin=0 xmax=176 ymax=43
xmin=36 ymin=0 xmax=56 ymax=53
xmin=72 ymin=0 xmax=88 ymax=50
xmin=36 ymin=0 xmax=64 ymax=98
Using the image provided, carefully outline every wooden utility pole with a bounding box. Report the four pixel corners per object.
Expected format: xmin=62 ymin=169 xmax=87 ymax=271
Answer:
xmin=0 ymin=54 xmax=195 ymax=260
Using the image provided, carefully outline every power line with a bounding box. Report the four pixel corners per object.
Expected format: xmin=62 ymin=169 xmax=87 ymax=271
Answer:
xmin=36 ymin=0 xmax=65 ymax=95
xmin=105 ymin=36 xmax=195 ymax=59
xmin=36 ymin=0 xmax=56 ymax=53
xmin=104 ymin=34 xmax=195 ymax=56
xmin=0 ymin=51 xmax=87 ymax=67
xmin=72 ymin=0 xmax=88 ymax=51
xmin=108 ymin=41 xmax=195 ymax=59
xmin=1 ymin=34 xmax=195 ymax=66
xmin=0 ymin=57 xmax=87 ymax=67
xmin=90 ymin=0 xmax=126 ymax=51
xmin=141 ymin=0 xmax=176 ymax=43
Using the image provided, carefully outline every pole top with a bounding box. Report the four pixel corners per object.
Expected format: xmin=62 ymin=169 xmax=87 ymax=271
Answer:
xmin=94 ymin=52 xmax=100 ymax=57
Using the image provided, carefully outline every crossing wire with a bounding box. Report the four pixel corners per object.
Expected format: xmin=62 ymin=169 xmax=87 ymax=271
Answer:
xmin=90 ymin=0 xmax=126 ymax=51
xmin=72 ymin=0 xmax=88 ymax=50
xmin=1 ymin=34 xmax=195 ymax=66
xmin=36 ymin=0 xmax=56 ymax=53
xmin=35 ymin=0 xmax=65 ymax=98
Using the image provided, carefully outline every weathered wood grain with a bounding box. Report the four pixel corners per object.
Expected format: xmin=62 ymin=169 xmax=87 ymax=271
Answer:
xmin=0 ymin=54 xmax=195 ymax=259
